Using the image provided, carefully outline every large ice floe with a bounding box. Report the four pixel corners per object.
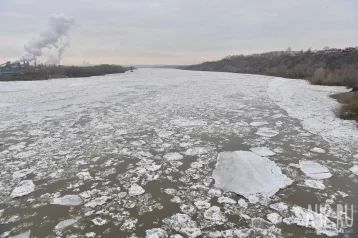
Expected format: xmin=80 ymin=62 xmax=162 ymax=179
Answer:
xmin=299 ymin=160 xmax=332 ymax=179
xmin=213 ymin=151 xmax=292 ymax=202
xmin=10 ymin=180 xmax=35 ymax=198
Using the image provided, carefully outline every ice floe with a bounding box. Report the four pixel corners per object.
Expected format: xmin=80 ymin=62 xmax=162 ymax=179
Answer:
xmin=91 ymin=217 xmax=107 ymax=226
xmin=299 ymin=161 xmax=332 ymax=179
xmin=128 ymin=184 xmax=145 ymax=196
xmin=194 ymin=200 xmax=210 ymax=210
xmin=163 ymin=152 xmax=183 ymax=161
xmin=10 ymin=180 xmax=35 ymax=198
xmin=145 ymin=228 xmax=168 ymax=238
xmin=203 ymin=206 xmax=226 ymax=224
xmin=51 ymin=195 xmax=82 ymax=206
xmin=184 ymin=147 xmax=208 ymax=156
xmin=283 ymin=205 xmax=340 ymax=236
xmin=213 ymin=151 xmax=292 ymax=202
xmin=256 ymin=128 xmax=279 ymax=137
xmin=350 ymin=165 xmax=358 ymax=175
xmin=267 ymin=213 xmax=282 ymax=224
xmin=310 ymin=147 xmax=326 ymax=154
xmin=170 ymin=118 xmax=206 ymax=127
xmin=269 ymin=202 xmax=288 ymax=212
xmin=85 ymin=196 xmax=110 ymax=208
xmin=158 ymin=131 xmax=173 ymax=138
xmin=250 ymin=147 xmax=276 ymax=157
xmin=54 ymin=217 xmax=80 ymax=230
xmin=217 ymin=196 xmax=236 ymax=204
xmin=304 ymin=179 xmax=325 ymax=190
xmin=163 ymin=213 xmax=201 ymax=237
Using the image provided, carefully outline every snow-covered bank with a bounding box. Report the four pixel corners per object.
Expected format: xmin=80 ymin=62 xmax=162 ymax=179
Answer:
xmin=268 ymin=77 xmax=358 ymax=153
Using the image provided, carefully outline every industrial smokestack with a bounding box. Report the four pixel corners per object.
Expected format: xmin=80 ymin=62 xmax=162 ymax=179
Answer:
xmin=17 ymin=13 xmax=74 ymax=64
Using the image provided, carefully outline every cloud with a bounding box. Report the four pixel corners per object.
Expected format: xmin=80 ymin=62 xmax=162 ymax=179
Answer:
xmin=1 ymin=0 xmax=357 ymax=65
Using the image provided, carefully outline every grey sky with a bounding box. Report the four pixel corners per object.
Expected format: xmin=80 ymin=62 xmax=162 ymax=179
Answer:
xmin=1 ymin=0 xmax=357 ymax=65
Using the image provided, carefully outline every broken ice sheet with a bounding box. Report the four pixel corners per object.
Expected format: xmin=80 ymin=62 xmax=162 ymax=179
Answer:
xmin=304 ymin=179 xmax=325 ymax=190
xmin=256 ymin=128 xmax=279 ymax=137
xmin=299 ymin=161 xmax=332 ymax=179
xmin=10 ymin=180 xmax=35 ymax=198
xmin=54 ymin=217 xmax=81 ymax=230
xmin=128 ymin=184 xmax=145 ymax=196
xmin=250 ymin=147 xmax=276 ymax=156
xmin=51 ymin=195 xmax=82 ymax=206
xmin=213 ymin=151 xmax=292 ymax=202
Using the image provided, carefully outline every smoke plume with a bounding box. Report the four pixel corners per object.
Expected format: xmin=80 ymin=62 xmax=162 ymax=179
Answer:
xmin=18 ymin=13 xmax=74 ymax=64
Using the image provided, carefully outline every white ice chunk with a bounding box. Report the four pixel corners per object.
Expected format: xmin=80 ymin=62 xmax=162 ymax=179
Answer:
xmin=304 ymin=180 xmax=325 ymax=190
xmin=350 ymin=165 xmax=358 ymax=175
xmin=10 ymin=180 xmax=35 ymax=198
xmin=85 ymin=196 xmax=110 ymax=208
xmin=170 ymin=119 xmax=206 ymax=127
xmin=256 ymin=128 xmax=279 ymax=137
xmin=250 ymin=121 xmax=268 ymax=127
xmin=310 ymin=147 xmax=326 ymax=154
xmin=250 ymin=147 xmax=276 ymax=157
xmin=238 ymin=199 xmax=248 ymax=208
xmin=213 ymin=151 xmax=292 ymax=202
xmin=299 ymin=161 xmax=332 ymax=179
xmin=163 ymin=152 xmax=183 ymax=161
xmin=145 ymin=228 xmax=168 ymax=238
xmin=269 ymin=202 xmax=288 ymax=212
xmin=267 ymin=213 xmax=282 ymax=224
xmin=158 ymin=131 xmax=173 ymax=138
xmin=184 ymin=147 xmax=208 ymax=156
xmin=91 ymin=217 xmax=107 ymax=226
xmin=51 ymin=195 xmax=82 ymax=206
xmin=163 ymin=213 xmax=201 ymax=237
xmin=217 ymin=197 xmax=236 ymax=204
xmin=194 ymin=200 xmax=210 ymax=210
xmin=76 ymin=171 xmax=92 ymax=180
xmin=54 ymin=217 xmax=80 ymax=230
xmin=283 ymin=205 xmax=340 ymax=236
xmin=128 ymin=184 xmax=145 ymax=196
xmin=204 ymin=206 xmax=226 ymax=224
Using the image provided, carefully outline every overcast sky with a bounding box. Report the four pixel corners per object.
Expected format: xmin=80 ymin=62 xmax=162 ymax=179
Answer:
xmin=1 ymin=0 xmax=358 ymax=65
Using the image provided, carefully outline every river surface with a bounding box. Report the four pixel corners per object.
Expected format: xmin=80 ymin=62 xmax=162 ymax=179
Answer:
xmin=0 ymin=69 xmax=357 ymax=237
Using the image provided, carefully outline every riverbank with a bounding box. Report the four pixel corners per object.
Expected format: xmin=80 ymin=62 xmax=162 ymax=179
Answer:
xmin=0 ymin=64 xmax=130 ymax=81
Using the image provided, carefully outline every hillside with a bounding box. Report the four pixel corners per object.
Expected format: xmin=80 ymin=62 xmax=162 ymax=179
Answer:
xmin=184 ymin=50 xmax=358 ymax=88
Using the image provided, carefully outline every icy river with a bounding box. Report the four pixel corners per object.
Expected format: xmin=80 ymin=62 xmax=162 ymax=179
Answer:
xmin=1 ymin=69 xmax=358 ymax=237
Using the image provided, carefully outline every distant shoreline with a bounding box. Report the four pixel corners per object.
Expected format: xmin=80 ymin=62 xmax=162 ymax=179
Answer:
xmin=0 ymin=64 xmax=132 ymax=82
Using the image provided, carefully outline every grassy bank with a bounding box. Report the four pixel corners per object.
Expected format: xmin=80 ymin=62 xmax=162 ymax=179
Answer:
xmin=0 ymin=64 xmax=130 ymax=81
xmin=331 ymin=92 xmax=358 ymax=121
